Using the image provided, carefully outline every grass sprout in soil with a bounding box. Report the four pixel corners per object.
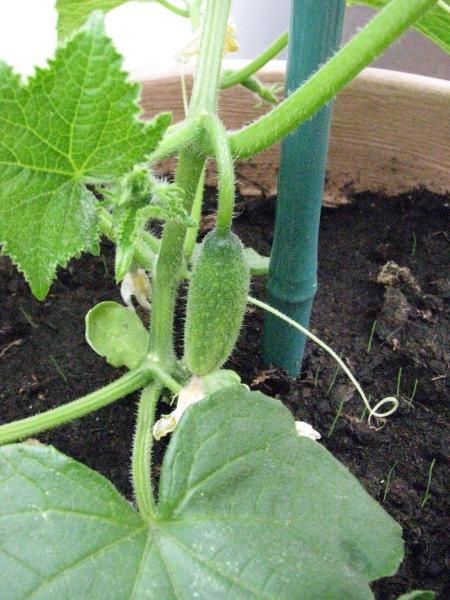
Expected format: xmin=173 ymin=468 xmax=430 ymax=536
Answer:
xmin=0 ymin=189 xmax=448 ymax=599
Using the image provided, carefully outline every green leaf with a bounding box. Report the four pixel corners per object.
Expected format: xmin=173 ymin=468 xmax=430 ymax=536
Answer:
xmin=85 ymin=300 xmax=148 ymax=368
xmin=201 ymin=368 xmax=242 ymax=395
xmin=397 ymin=592 xmax=435 ymax=600
xmin=157 ymin=386 xmax=403 ymax=598
xmin=0 ymin=387 xmax=403 ymax=598
xmin=243 ymin=247 xmax=270 ymax=274
xmin=348 ymin=0 xmax=450 ymax=53
xmin=0 ymin=15 xmax=170 ymax=299
xmin=0 ymin=444 xmax=147 ymax=599
xmin=56 ymin=0 xmax=129 ymax=40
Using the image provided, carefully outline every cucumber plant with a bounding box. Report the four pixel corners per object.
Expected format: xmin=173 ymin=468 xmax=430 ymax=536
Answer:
xmin=0 ymin=1 xmax=447 ymax=598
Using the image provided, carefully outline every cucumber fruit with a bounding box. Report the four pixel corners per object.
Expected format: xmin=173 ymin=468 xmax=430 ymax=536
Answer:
xmin=184 ymin=229 xmax=250 ymax=376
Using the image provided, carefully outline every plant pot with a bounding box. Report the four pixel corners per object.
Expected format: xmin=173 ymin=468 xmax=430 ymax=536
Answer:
xmin=0 ymin=65 xmax=448 ymax=599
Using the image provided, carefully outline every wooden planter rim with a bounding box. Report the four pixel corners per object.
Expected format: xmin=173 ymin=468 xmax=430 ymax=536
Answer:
xmin=138 ymin=63 xmax=450 ymax=203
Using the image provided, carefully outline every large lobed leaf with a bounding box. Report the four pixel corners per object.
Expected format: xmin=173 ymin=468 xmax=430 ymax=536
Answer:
xmin=0 ymin=387 xmax=403 ymax=598
xmin=348 ymin=0 xmax=450 ymax=54
xmin=0 ymin=14 xmax=170 ymax=299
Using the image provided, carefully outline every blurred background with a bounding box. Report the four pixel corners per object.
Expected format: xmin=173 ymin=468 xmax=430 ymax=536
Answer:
xmin=0 ymin=0 xmax=448 ymax=78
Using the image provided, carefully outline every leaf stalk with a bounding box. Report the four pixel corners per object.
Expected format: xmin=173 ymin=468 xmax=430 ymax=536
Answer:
xmin=0 ymin=369 xmax=150 ymax=445
xmin=131 ymin=383 xmax=162 ymax=520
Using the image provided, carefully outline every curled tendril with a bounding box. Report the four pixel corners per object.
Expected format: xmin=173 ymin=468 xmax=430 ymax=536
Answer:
xmin=247 ymin=296 xmax=399 ymax=426
xmin=368 ymin=396 xmax=399 ymax=429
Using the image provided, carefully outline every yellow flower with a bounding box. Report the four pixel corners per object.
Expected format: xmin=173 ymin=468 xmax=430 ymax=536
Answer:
xmin=176 ymin=17 xmax=239 ymax=64
xmin=224 ymin=19 xmax=239 ymax=54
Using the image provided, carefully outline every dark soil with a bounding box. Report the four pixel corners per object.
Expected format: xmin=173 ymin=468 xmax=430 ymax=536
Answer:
xmin=0 ymin=189 xmax=448 ymax=599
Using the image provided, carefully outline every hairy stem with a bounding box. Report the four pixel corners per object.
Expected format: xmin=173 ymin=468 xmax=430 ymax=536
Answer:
xmin=0 ymin=369 xmax=150 ymax=445
xmin=220 ymin=30 xmax=288 ymax=89
xmin=150 ymin=119 xmax=202 ymax=163
xmin=230 ymin=0 xmax=439 ymax=158
xmin=148 ymin=151 xmax=204 ymax=363
xmin=189 ymin=0 xmax=233 ymax=116
xmin=147 ymin=364 xmax=182 ymax=394
xmin=240 ymin=76 xmax=279 ymax=105
xmin=203 ymin=115 xmax=235 ymax=234
xmin=131 ymin=383 xmax=162 ymax=520
xmin=149 ymin=0 xmax=232 ymax=363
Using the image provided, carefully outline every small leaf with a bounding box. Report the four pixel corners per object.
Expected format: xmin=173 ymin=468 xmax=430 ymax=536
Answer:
xmin=201 ymin=369 xmax=242 ymax=395
xmin=347 ymin=0 xmax=450 ymax=54
xmin=0 ymin=388 xmax=404 ymax=598
xmin=56 ymin=0 xmax=129 ymax=40
xmin=85 ymin=301 xmax=148 ymax=368
xmin=0 ymin=14 xmax=170 ymax=299
xmin=243 ymin=247 xmax=270 ymax=274
xmin=151 ymin=180 xmax=194 ymax=226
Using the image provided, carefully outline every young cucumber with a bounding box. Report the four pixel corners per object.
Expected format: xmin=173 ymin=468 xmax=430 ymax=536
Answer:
xmin=184 ymin=229 xmax=250 ymax=376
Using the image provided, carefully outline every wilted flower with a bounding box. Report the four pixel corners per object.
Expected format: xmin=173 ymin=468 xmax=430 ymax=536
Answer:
xmin=153 ymin=377 xmax=205 ymax=440
xmin=120 ymin=269 xmax=151 ymax=311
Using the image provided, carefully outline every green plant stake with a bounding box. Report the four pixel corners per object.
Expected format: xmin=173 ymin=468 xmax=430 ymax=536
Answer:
xmin=263 ymin=0 xmax=346 ymax=375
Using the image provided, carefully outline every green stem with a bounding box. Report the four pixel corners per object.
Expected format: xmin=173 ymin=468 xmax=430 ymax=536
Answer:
xmin=220 ymin=30 xmax=288 ymax=89
xmin=183 ymin=163 xmax=206 ymax=261
xmin=147 ymin=364 xmax=182 ymax=394
xmin=189 ymin=0 xmax=233 ymax=116
xmin=203 ymin=115 xmax=235 ymax=234
xmin=148 ymin=151 xmax=204 ymax=362
xmin=150 ymin=119 xmax=202 ymax=163
xmin=156 ymin=0 xmax=189 ymax=17
xmin=131 ymin=383 xmax=161 ymax=521
xmin=0 ymin=369 xmax=149 ymax=445
xmin=230 ymin=0 xmax=439 ymax=158
xmin=148 ymin=0 xmax=232 ymax=362
xmin=188 ymin=0 xmax=203 ymax=29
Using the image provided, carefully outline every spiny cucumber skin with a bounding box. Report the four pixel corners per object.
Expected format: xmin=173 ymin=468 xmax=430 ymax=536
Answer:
xmin=184 ymin=230 xmax=250 ymax=376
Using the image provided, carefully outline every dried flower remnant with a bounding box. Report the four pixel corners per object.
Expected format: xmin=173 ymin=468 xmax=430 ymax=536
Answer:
xmin=295 ymin=421 xmax=321 ymax=441
xmin=153 ymin=377 xmax=205 ymax=440
xmin=120 ymin=269 xmax=152 ymax=311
